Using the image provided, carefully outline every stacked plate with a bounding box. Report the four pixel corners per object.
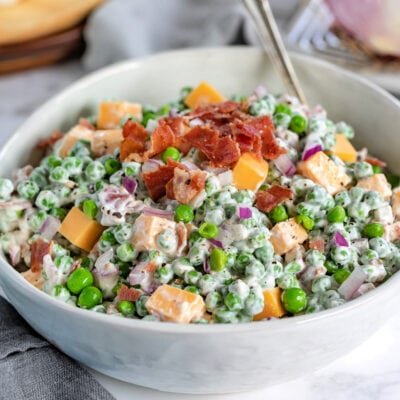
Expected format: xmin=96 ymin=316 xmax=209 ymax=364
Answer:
xmin=0 ymin=0 xmax=104 ymax=73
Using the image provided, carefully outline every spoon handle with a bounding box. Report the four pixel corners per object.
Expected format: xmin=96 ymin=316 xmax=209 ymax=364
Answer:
xmin=243 ymin=0 xmax=308 ymax=105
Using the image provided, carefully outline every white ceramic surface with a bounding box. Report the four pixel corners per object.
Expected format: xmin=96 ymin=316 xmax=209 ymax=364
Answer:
xmin=1 ymin=47 xmax=400 ymax=394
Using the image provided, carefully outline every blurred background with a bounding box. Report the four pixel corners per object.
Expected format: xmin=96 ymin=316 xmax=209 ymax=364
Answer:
xmin=1 ymin=0 xmax=399 ymax=147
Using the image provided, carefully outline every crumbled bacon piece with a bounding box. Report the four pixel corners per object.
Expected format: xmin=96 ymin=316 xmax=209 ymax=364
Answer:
xmin=120 ymin=120 xmax=148 ymax=160
xmin=117 ymin=284 xmax=142 ymax=302
xmin=255 ymin=185 xmax=293 ymax=212
xmin=167 ymin=168 xmax=207 ymax=204
xmin=148 ymin=125 xmax=175 ymax=156
xmin=36 ymin=131 xmax=64 ymax=149
xmin=184 ymin=126 xmax=219 ymax=158
xmin=30 ymin=238 xmax=53 ymax=272
xmin=365 ymin=156 xmax=387 ymax=168
xmin=209 ymin=136 xmax=241 ymax=166
xmin=309 ymin=237 xmax=325 ymax=253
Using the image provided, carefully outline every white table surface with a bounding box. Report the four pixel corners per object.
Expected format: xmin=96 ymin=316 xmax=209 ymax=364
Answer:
xmin=2 ymin=60 xmax=400 ymax=400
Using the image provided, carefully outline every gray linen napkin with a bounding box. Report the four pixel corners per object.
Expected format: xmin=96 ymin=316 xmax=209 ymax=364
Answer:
xmin=0 ymin=296 xmax=115 ymax=400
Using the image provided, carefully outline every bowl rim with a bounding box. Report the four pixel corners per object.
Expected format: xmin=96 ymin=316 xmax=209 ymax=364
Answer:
xmin=1 ymin=45 xmax=400 ymax=334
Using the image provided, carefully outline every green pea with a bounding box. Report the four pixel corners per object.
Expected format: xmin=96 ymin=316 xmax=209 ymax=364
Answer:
xmin=141 ymin=110 xmax=157 ymax=127
xmin=157 ymin=104 xmax=171 ymax=116
xmin=78 ymin=286 xmax=102 ymax=309
xmin=210 ymin=248 xmax=227 ymax=271
xmin=118 ymin=300 xmax=136 ymax=316
xmin=17 ymin=180 xmax=39 ymax=200
xmin=363 ymin=223 xmax=384 ymax=238
xmin=50 ymin=207 xmax=67 ymax=220
xmin=162 ymin=147 xmax=180 ymax=163
xmin=116 ymin=243 xmax=136 ymax=262
xmin=101 ymin=230 xmax=117 ymax=245
xmin=289 ymin=114 xmax=307 ymax=134
xmin=82 ymin=199 xmax=98 ymax=219
xmin=67 ymin=268 xmax=94 ymax=294
xmin=184 ymin=285 xmax=200 ymax=294
xmin=79 ymin=256 xmax=93 ymax=270
xmin=224 ymin=292 xmax=243 ymax=311
xmin=372 ymin=165 xmax=382 ymax=174
xmin=327 ymin=206 xmax=346 ymax=223
xmin=333 ymin=269 xmax=351 ymax=284
xmin=199 ymin=222 xmax=219 ymax=239
xmin=295 ymin=214 xmax=315 ymax=231
xmin=35 ymin=190 xmax=58 ymax=210
xmin=104 ymin=158 xmax=121 ymax=175
xmin=274 ymin=103 xmax=292 ymax=116
xmin=85 ymin=161 xmax=106 ymax=182
xmin=325 ymin=260 xmax=339 ymax=273
xmin=49 ymin=166 xmax=69 ymax=183
xmin=269 ymin=205 xmax=288 ymax=224
xmin=281 ymin=288 xmax=307 ymax=314
xmin=175 ymin=204 xmax=194 ymax=223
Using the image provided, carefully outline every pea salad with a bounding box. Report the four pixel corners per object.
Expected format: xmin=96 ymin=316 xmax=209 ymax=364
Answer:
xmin=1 ymin=82 xmax=400 ymax=324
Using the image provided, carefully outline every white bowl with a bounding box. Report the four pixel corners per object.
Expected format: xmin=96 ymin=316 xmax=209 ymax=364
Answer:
xmin=1 ymin=47 xmax=400 ymax=394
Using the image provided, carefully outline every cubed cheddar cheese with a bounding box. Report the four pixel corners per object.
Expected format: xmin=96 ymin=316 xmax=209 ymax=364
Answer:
xmin=253 ymin=287 xmax=286 ymax=320
xmin=184 ymin=82 xmax=226 ymax=110
xmin=298 ymin=151 xmax=351 ymax=195
xmin=97 ymin=101 xmax=142 ymax=129
xmin=269 ymin=218 xmax=308 ymax=255
xmin=327 ymin=134 xmax=357 ymax=162
xmin=392 ymin=188 xmax=400 ymax=218
xmin=232 ymin=152 xmax=269 ymax=191
xmin=58 ymin=207 xmax=104 ymax=252
xmin=132 ymin=214 xmax=186 ymax=257
xmin=58 ymin=125 xmax=94 ymax=158
xmin=145 ymin=284 xmax=206 ymax=323
xmin=357 ymin=173 xmax=392 ymax=199
xmin=91 ymin=129 xmax=123 ymax=157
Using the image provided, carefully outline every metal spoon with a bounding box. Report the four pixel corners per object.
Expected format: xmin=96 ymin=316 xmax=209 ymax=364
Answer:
xmin=242 ymin=0 xmax=308 ymax=105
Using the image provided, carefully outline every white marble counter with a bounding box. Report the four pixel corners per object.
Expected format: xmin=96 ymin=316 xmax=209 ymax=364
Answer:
xmin=1 ymin=61 xmax=400 ymax=400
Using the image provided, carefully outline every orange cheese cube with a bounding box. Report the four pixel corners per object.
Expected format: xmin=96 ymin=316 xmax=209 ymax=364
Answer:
xmin=58 ymin=207 xmax=104 ymax=252
xmin=145 ymin=284 xmax=206 ymax=323
xmin=184 ymin=82 xmax=226 ymax=110
xmin=91 ymin=129 xmax=123 ymax=157
xmin=97 ymin=101 xmax=142 ymax=129
xmin=327 ymin=134 xmax=357 ymax=162
xmin=58 ymin=125 xmax=94 ymax=158
xmin=269 ymin=218 xmax=308 ymax=255
xmin=253 ymin=287 xmax=286 ymax=320
xmin=357 ymin=173 xmax=392 ymax=199
xmin=233 ymin=152 xmax=269 ymax=191
xmin=298 ymin=151 xmax=351 ymax=195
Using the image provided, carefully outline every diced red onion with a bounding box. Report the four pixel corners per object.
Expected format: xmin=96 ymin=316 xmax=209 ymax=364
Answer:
xmin=253 ymin=84 xmax=268 ymax=99
xmin=189 ymin=118 xmax=204 ymax=127
xmin=208 ymin=238 xmax=223 ymax=248
xmin=338 ymin=266 xmax=367 ymax=300
xmin=142 ymin=159 xmax=163 ymax=173
xmin=334 ymin=231 xmax=349 ymax=247
xmin=95 ymin=248 xmax=114 ymax=269
xmin=128 ymin=262 xmax=158 ymax=294
xmin=142 ymin=206 xmax=174 ymax=220
xmin=350 ymin=282 xmax=375 ymax=299
xmin=238 ymin=206 xmax=252 ymax=219
xmin=169 ymin=108 xmax=179 ymax=117
xmin=302 ymin=143 xmax=322 ymax=161
xmin=8 ymin=245 xmax=20 ymax=266
xmin=122 ymin=176 xmax=138 ymax=194
xmin=203 ymin=258 xmax=210 ymax=273
xmin=217 ymin=170 xmax=233 ymax=187
xmin=40 ymin=215 xmax=61 ymax=241
xmin=273 ymin=154 xmax=296 ymax=176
